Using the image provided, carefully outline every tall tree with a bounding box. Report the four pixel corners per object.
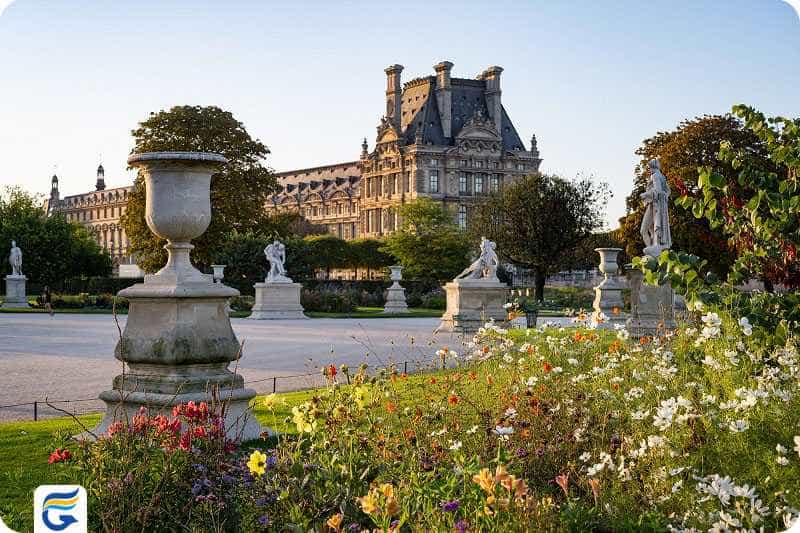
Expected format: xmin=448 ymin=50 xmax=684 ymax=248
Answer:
xmin=381 ymin=198 xmax=472 ymax=282
xmin=122 ymin=105 xmax=279 ymax=273
xmin=0 ymin=187 xmax=111 ymax=285
xmin=618 ymin=115 xmax=772 ymax=277
xmin=472 ymin=174 xmax=610 ymax=300
xmin=347 ymin=238 xmax=394 ymax=279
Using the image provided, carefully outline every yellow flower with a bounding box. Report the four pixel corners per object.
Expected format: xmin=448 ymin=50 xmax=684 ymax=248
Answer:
xmin=353 ymin=386 xmax=369 ymax=409
xmin=473 ymin=468 xmax=495 ymax=493
xmin=357 ymin=491 xmax=379 ymax=515
xmin=247 ymin=450 xmax=267 ymax=476
xmin=378 ymin=483 xmax=394 ymax=499
xmin=292 ymin=404 xmax=317 ymax=433
xmin=263 ymin=393 xmax=281 ymax=410
xmin=326 ymin=513 xmax=343 ymax=531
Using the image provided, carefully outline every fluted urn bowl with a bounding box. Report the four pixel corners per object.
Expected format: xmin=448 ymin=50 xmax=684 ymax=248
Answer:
xmin=127 ymin=151 xmax=228 ymax=284
xmin=595 ymin=247 xmax=622 ymax=277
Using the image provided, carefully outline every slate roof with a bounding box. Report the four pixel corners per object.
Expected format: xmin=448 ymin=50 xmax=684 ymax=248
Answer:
xmin=398 ymin=77 xmax=526 ymax=150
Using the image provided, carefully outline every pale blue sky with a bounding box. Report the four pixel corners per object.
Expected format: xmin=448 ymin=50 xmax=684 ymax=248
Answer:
xmin=1 ymin=0 xmax=798 ymax=226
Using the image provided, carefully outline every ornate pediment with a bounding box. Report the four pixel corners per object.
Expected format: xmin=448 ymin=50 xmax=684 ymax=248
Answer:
xmin=376 ymin=116 xmax=401 ymax=144
xmin=455 ymin=109 xmax=501 ymax=153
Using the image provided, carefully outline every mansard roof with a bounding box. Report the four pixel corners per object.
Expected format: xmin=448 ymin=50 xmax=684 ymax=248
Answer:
xmin=273 ymin=161 xmax=361 ymax=203
xmin=396 ymin=76 xmax=526 ymax=151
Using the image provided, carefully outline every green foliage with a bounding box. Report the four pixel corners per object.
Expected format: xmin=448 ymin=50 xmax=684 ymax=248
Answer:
xmin=472 ymin=174 xmax=610 ymax=300
xmin=618 ymin=114 xmax=770 ymax=277
xmin=0 ymin=187 xmax=111 ymax=284
xmin=381 ymin=198 xmax=472 ymax=282
xmin=347 ymin=238 xmax=395 ymax=277
xmin=122 ymin=105 xmax=279 ymax=273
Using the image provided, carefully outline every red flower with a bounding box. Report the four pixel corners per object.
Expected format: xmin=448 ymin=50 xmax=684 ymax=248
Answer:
xmin=542 ymin=362 xmax=553 ymax=373
xmin=48 ymin=448 xmax=72 ymax=464
xmin=448 ymin=394 xmax=459 ymax=406
xmin=327 ymin=364 xmax=337 ymax=378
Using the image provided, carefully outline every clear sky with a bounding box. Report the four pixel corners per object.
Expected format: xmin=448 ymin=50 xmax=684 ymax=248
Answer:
xmin=1 ymin=0 xmax=798 ymax=227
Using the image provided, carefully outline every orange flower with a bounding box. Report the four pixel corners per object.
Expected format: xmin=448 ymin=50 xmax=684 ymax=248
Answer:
xmin=448 ymin=394 xmax=459 ymax=406
xmin=542 ymin=362 xmax=552 ymax=373
xmin=482 ymin=345 xmax=490 ymax=354
xmin=430 ymin=377 xmax=437 ymax=384
xmin=612 ymin=306 xmax=621 ymax=315
xmin=473 ymin=468 xmax=495 ymax=493
xmin=386 ymin=402 xmax=397 ymax=413
xmin=587 ymin=478 xmax=601 ymax=504
xmin=639 ymin=336 xmax=651 ymax=345
xmin=555 ymin=473 xmax=569 ymax=497
xmin=486 ymin=376 xmax=494 ymax=386
xmin=468 ymin=371 xmax=477 ymax=380
xmin=326 ymin=513 xmax=343 ymax=531
xmin=573 ymin=331 xmax=584 ymax=342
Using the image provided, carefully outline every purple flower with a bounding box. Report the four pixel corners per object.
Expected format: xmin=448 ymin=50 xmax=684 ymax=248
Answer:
xmin=390 ymin=520 xmax=400 ymax=528
xmin=255 ymin=496 xmax=268 ymax=507
xmin=258 ymin=515 xmax=269 ymax=526
xmin=191 ymin=482 xmax=203 ymax=496
xmin=515 ymin=447 xmax=528 ymax=458
xmin=454 ymin=519 xmax=469 ymax=533
xmin=267 ymin=456 xmax=277 ymax=468
xmin=440 ymin=500 xmax=460 ymax=512
xmin=347 ymin=523 xmax=360 ymax=531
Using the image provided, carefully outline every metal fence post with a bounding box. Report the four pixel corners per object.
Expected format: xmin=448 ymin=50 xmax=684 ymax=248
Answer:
xmin=33 ymin=401 xmax=38 ymax=421
xmin=272 ymin=377 xmax=277 ymax=394
xmin=404 ymin=361 xmax=408 ymax=374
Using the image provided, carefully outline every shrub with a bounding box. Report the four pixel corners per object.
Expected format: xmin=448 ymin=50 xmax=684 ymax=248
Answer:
xmin=300 ymin=288 xmax=356 ymax=313
xmin=229 ymin=295 xmax=254 ymax=312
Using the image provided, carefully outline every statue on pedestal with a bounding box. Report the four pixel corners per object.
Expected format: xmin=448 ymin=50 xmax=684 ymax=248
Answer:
xmin=456 ymin=237 xmax=499 ymax=281
xmin=640 ymin=158 xmax=672 ymax=258
xmin=9 ymin=241 xmax=22 ymax=276
xmin=264 ymin=240 xmax=291 ymax=283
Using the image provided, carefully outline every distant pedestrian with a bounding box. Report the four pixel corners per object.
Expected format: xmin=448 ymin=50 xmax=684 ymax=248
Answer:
xmin=43 ymin=286 xmax=54 ymax=316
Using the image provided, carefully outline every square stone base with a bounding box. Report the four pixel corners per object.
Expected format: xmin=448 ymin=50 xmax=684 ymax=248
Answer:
xmin=592 ymin=277 xmax=627 ymax=329
xmin=383 ymin=285 xmax=408 ymax=314
xmin=438 ymin=279 xmax=508 ymax=333
xmin=88 ymin=387 xmax=264 ymax=442
xmin=626 ymin=269 xmax=676 ymax=338
xmin=2 ymin=275 xmax=29 ymax=308
xmin=249 ymin=282 xmax=307 ymax=320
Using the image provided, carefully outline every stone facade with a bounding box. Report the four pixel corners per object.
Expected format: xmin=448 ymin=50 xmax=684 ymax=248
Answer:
xmin=43 ymin=165 xmax=140 ymax=276
xmin=268 ymin=61 xmax=541 ymax=237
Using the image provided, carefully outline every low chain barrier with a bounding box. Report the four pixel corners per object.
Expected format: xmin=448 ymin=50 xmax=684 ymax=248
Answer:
xmin=0 ymin=360 xmax=423 ymax=422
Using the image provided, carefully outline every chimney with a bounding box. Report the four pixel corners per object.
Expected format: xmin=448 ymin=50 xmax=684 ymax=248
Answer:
xmin=434 ymin=61 xmax=454 ymax=138
xmin=384 ymin=64 xmax=403 ymax=128
xmin=96 ymin=163 xmax=106 ymax=191
xmin=482 ymin=66 xmax=503 ymax=134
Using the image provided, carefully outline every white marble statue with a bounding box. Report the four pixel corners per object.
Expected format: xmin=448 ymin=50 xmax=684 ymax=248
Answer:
xmin=264 ymin=240 xmax=291 ymax=282
xmin=640 ymin=158 xmax=672 ymax=257
xmin=9 ymin=240 xmax=22 ymax=276
xmin=456 ymin=237 xmax=499 ymax=281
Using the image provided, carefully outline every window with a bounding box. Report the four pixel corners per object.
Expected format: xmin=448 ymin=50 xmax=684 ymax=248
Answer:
xmin=516 ymin=163 xmax=525 ymax=171
xmin=475 ymin=160 xmax=483 ymax=169
xmin=460 ymin=159 xmax=467 ymax=167
xmin=337 ymin=203 xmax=343 ymax=215
xmin=491 ymin=174 xmax=501 ymax=192
xmin=475 ymin=174 xmax=484 ymax=194
xmin=429 ymin=170 xmax=439 ymax=193
xmin=430 ymin=159 xmax=438 ymax=167
xmin=493 ymin=161 xmax=500 ymax=169
xmin=459 ymin=173 xmax=468 ymax=194
xmin=457 ymin=205 xmax=467 ymax=230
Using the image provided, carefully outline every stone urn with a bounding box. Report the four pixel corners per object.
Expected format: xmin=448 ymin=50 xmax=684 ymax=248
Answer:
xmin=383 ymin=265 xmax=408 ymax=314
xmin=92 ymin=152 xmax=261 ymax=441
xmin=211 ymin=264 xmax=226 ymax=284
xmin=591 ymin=247 xmax=626 ymax=328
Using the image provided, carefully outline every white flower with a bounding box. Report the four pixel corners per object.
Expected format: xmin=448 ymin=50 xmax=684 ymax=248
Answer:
xmin=631 ymin=409 xmax=650 ymax=421
xmin=466 ymin=425 xmax=479 ymax=435
xmin=567 ymin=358 xmax=579 ymax=366
xmin=693 ymin=301 xmax=704 ymax=311
xmin=776 ymin=443 xmax=789 ymax=454
xmin=493 ymin=425 xmax=514 ymax=436
xmin=525 ymin=376 xmax=537 ymax=387
xmin=777 ymin=456 xmax=790 ymax=466
xmin=728 ymin=419 xmax=749 ymax=433
xmin=738 ymin=316 xmax=753 ymax=336
xmin=449 ymin=440 xmax=463 ymax=451
xmin=579 ymin=452 xmax=591 ymax=462
xmin=503 ymin=302 xmax=513 ymax=309
xmin=794 ymin=436 xmax=800 ymax=456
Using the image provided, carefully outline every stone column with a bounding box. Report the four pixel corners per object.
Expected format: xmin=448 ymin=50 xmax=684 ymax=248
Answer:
xmin=383 ymin=265 xmax=408 ymax=314
xmin=591 ymin=248 xmax=626 ymax=328
xmin=92 ymin=152 xmax=262 ymax=441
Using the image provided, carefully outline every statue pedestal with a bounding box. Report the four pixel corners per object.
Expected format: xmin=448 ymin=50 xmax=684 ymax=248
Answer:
xmin=625 ymin=268 xmax=676 ymax=338
xmin=2 ymin=275 xmax=29 ymax=308
xmin=383 ymin=281 xmax=408 ymax=314
xmin=93 ymin=280 xmax=263 ymax=441
xmin=438 ymin=278 xmax=508 ymax=333
xmin=250 ymin=281 xmax=307 ymax=320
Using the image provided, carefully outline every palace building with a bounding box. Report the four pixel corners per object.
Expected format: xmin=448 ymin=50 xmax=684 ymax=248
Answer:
xmin=44 ymin=165 xmax=141 ymax=277
xmin=268 ymin=61 xmax=541 ymax=237
xmin=43 ymin=61 xmax=541 ymax=276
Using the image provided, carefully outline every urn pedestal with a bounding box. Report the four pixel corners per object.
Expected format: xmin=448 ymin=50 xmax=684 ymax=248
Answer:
xmin=2 ymin=275 xmax=29 ymax=308
xmin=92 ymin=152 xmax=262 ymax=441
xmin=438 ymin=279 xmax=508 ymax=333
xmin=383 ymin=265 xmax=408 ymax=314
xmin=250 ymin=281 xmax=307 ymax=320
xmin=591 ymin=248 xmax=626 ymax=328
xmin=625 ymin=266 xmax=677 ymax=338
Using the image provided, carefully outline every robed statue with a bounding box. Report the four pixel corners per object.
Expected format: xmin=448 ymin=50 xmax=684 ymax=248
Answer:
xmin=456 ymin=237 xmax=499 ymax=281
xmin=9 ymin=240 xmax=22 ymax=276
xmin=640 ymin=158 xmax=672 ymax=257
xmin=264 ymin=240 xmax=291 ymax=282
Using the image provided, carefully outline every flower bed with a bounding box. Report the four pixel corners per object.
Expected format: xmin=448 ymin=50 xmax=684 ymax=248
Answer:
xmin=45 ymin=308 xmax=800 ymax=531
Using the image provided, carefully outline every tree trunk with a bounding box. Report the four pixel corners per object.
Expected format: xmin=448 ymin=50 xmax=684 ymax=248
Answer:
xmin=534 ymin=269 xmax=546 ymax=302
